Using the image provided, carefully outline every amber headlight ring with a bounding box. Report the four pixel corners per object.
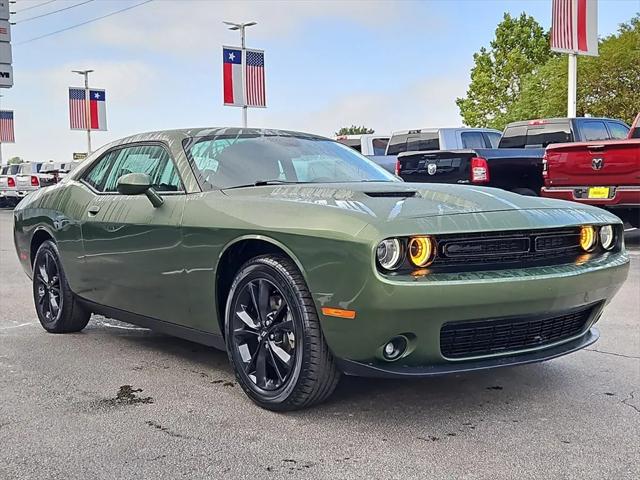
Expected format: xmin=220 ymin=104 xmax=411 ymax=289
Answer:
xmin=579 ymin=225 xmax=597 ymax=252
xmin=408 ymin=236 xmax=437 ymax=268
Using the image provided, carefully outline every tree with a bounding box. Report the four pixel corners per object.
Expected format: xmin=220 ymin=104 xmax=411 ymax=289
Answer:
xmin=7 ymin=156 xmax=23 ymax=165
xmin=335 ymin=125 xmax=375 ymax=136
xmin=456 ymin=12 xmax=554 ymax=130
xmin=512 ymin=15 xmax=640 ymax=125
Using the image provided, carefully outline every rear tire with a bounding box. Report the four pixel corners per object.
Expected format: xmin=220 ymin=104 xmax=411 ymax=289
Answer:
xmin=225 ymin=255 xmax=340 ymax=411
xmin=32 ymin=240 xmax=90 ymax=333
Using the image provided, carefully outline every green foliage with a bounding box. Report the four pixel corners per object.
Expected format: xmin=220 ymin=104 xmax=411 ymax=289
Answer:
xmin=7 ymin=156 xmax=23 ymax=165
xmin=460 ymin=13 xmax=640 ymax=128
xmin=512 ymin=15 xmax=640 ymax=125
xmin=456 ymin=12 xmax=553 ymax=130
xmin=335 ymin=125 xmax=375 ymax=136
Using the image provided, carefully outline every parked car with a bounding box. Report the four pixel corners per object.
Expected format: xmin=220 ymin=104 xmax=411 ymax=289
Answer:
xmin=335 ymin=133 xmax=390 ymax=155
xmin=14 ymin=128 xmax=629 ymax=410
xmin=396 ymin=147 xmax=545 ymax=196
xmin=367 ymin=127 xmax=501 ymax=173
xmin=499 ymin=117 xmax=630 ymax=148
xmin=541 ymin=139 xmax=640 ymax=227
xmin=0 ymin=164 xmax=20 ymax=207
xmin=628 ymin=113 xmax=639 ymax=139
xmin=394 ymin=117 xmax=632 ymax=194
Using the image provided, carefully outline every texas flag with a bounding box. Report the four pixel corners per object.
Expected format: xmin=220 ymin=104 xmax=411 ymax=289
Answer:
xmin=223 ymin=47 xmax=243 ymax=107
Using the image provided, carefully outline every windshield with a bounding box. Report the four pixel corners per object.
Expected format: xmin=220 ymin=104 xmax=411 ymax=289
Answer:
xmin=185 ymin=134 xmax=398 ymax=189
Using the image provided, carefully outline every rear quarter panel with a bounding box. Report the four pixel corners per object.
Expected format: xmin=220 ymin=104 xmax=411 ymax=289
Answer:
xmin=13 ymin=181 xmax=94 ymax=295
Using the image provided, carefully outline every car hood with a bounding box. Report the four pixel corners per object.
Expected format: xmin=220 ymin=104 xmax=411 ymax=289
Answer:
xmin=218 ymin=182 xmax=619 ymax=241
xmin=222 ymin=182 xmax=596 ymax=219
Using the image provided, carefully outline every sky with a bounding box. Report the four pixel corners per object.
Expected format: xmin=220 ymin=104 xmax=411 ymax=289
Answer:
xmin=3 ymin=0 xmax=638 ymax=162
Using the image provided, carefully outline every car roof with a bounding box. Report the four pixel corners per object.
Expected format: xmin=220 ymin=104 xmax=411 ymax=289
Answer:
xmin=505 ymin=117 xmax=625 ymax=127
xmin=390 ymin=127 xmax=501 ymax=136
xmin=113 ymin=127 xmax=330 ymax=145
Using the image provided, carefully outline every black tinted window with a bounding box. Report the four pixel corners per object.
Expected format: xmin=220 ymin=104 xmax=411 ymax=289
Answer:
xmin=485 ymin=132 xmax=501 ymax=148
xmin=581 ymin=121 xmax=609 ymax=141
xmin=500 ymin=123 xmax=572 ymax=148
xmin=632 ymin=128 xmax=640 ymax=139
xmin=406 ymin=133 xmax=439 ymax=152
xmin=386 ymin=134 xmax=408 ymax=155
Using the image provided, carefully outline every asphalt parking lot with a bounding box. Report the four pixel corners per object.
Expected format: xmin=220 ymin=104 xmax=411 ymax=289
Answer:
xmin=0 ymin=208 xmax=638 ymax=479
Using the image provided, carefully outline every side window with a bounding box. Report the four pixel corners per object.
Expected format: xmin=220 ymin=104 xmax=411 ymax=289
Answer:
xmin=386 ymin=134 xmax=409 ymax=155
xmin=461 ymin=131 xmax=486 ymax=149
xmin=581 ymin=121 xmax=609 ymax=141
xmin=485 ymin=132 xmax=501 ymax=148
xmin=84 ymin=151 xmax=116 ymax=191
xmin=606 ymin=121 xmax=630 ymax=140
xmin=372 ymin=138 xmax=389 ymax=156
xmin=102 ymin=145 xmax=182 ymax=193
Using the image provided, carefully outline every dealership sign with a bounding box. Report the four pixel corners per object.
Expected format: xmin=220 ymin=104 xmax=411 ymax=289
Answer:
xmin=0 ymin=1 xmax=12 ymax=88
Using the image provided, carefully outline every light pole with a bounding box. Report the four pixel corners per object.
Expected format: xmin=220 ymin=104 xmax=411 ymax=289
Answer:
xmin=223 ymin=21 xmax=256 ymax=128
xmin=72 ymin=69 xmax=94 ymax=153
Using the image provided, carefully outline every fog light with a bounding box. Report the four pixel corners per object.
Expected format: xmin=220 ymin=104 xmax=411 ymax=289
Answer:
xmin=382 ymin=336 xmax=408 ymax=361
xmin=579 ymin=225 xmax=597 ymax=252
xmin=599 ymin=225 xmax=615 ymax=250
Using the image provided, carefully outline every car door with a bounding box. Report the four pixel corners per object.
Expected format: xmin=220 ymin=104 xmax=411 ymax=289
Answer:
xmin=79 ymin=143 xmax=187 ymax=323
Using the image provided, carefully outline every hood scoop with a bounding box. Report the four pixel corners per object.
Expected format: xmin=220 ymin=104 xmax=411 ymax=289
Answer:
xmin=364 ymin=190 xmax=417 ymax=198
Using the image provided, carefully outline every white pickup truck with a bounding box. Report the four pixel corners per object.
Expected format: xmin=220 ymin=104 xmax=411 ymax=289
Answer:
xmin=335 ymin=134 xmax=390 ymax=156
xmin=368 ymin=127 xmax=502 ymax=173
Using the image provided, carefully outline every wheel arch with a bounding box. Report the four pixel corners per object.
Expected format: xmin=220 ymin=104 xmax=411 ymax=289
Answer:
xmin=30 ymin=227 xmax=55 ymax=267
xmin=215 ymin=235 xmax=309 ymax=337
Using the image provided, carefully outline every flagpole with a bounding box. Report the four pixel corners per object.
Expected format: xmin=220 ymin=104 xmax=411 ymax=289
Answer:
xmin=73 ymin=69 xmax=94 ymax=154
xmin=224 ymin=21 xmax=256 ymax=128
xmin=567 ymin=52 xmax=577 ymax=117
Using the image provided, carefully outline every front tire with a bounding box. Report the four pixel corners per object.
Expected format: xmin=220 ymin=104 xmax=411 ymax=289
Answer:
xmin=33 ymin=240 xmax=90 ymax=333
xmin=225 ymin=255 xmax=340 ymax=411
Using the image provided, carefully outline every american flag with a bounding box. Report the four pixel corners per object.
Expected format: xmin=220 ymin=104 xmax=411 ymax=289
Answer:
xmin=551 ymin=0 xmax=598 ymax=56
xmin=0 ymin=110 xmax=14 ymax=143
xmin=69 ymin=88 xmax=88 ymax=129
xmin=245 ymin=49 xmax=266 ymax=107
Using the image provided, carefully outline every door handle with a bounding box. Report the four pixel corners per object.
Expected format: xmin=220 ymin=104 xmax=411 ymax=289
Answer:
xmin=87 ymin=205 xmax=101 ymax=216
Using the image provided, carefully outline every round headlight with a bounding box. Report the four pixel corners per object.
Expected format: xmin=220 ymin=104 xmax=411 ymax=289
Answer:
xmin=599 ymin=225 xmax=615 ymax=250
xmin=408 ymin=236 xmax=436 ymax=267
xmin=580 ymin=226 xmax=597 ymax=252
xmin=376 ymin=239 xmax=403 ymax=270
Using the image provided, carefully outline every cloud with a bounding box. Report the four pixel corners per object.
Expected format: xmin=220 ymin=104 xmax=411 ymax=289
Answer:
xmin=3 ymin=60 xmax=159 ymax=161
xmin=252 ymin=75 xmax=467 ymax=136
xmin=90 ymin=0 xmax=434 ymax=55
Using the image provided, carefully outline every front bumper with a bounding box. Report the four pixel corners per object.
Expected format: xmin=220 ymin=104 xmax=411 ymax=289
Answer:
xmin=338 ymin=328 xmax=599 ymax=378
xmin=318 ymin=251 xmax=629 ymax=377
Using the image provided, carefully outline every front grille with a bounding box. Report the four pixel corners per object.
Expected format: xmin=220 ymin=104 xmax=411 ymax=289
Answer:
xmin=440 ymin=305 xmax=595 ymax=359
xmin=431 ymin=227 xmax=583 ymax=271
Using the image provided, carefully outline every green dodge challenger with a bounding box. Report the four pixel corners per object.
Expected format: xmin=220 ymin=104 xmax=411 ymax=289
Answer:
xmin=13 ymin=128 xmax=630 ymax=410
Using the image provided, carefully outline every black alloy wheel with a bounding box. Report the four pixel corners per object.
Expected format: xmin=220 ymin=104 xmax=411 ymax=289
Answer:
xmin=34 ymin=249 xmax=63 ymax=324
xmin=231 ymin=278 xmax=297 ymax=391
xmin=32 ymin=240 xmax=90 ymax=333
xmin=225 ymin=255 xmax=340 ymax=411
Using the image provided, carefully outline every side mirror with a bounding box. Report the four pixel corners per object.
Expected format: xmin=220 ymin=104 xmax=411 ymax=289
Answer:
xmin=116 ymin=173 xmax=164 ymax=208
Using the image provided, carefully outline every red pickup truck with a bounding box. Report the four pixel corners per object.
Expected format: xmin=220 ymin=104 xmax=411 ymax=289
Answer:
xmin=541 ymin=138 xmax=640 ymax=227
